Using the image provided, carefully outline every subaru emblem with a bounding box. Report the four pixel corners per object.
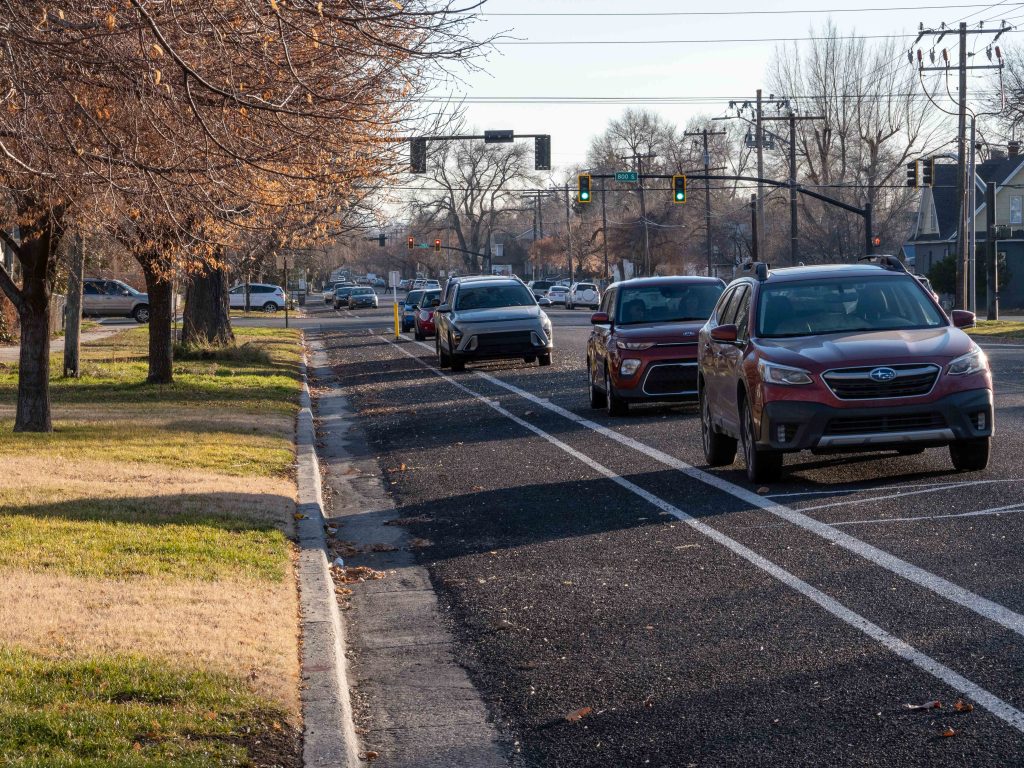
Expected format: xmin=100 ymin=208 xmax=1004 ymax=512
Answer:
xmin=869 ymin=367 xmax=897 ymax=382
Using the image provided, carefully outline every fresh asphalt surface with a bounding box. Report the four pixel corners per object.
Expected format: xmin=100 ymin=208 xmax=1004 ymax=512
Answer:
xmin=308 ymin=297 xmax=1024 ymax=768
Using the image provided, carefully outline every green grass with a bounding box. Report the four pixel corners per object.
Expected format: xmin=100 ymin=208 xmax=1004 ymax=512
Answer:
xmin=0 ymin=647 xmax=292 ymax=767
xmin=0 ymin=328 xmax=302 ymax=415
xmin=0 ymin=498 xmax=289 ymax=582
xmin=967 ymin=320 xmax=1024 ymax=339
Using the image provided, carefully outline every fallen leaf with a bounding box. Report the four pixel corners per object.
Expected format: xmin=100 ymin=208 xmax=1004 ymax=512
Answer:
xmin=565 ymin=706 xmax=593 ymax=723
xmin=293 ymin=512 xmax=307 ymax=520
xmin=204 ymin=711 xmax=217 ymax=721
xmin=940 ymin=726 xmax=956 ymax=737
xmin=361 ymin=750 xmax=380 ymax=761
xmin=953 ymin=699 xmax=974 ymax=713
xmin=757 ymin=486 xmax=770 ymax=495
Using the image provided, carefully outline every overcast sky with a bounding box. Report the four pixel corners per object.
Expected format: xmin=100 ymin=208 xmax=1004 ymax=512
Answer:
xmin=431 ymin=0 xmax=1023 ymax=172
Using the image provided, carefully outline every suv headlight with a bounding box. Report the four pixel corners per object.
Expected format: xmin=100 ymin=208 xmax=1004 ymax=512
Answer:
xmin=450 ymin=325 xmax=463 ymax=343
xmin=947 ymin=346 xmax=988 ymax=376
xmin=617 ymin=341 xmax=655 ymax=351
xmin=758 ymin=360 xmax=813 ymax=385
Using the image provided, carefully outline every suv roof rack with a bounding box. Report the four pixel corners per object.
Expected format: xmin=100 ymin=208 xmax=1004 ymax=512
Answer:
xmin=741 ymin=261 xmax=771 ymax=281
xmin=857 ymin=254 xmax=908 ymax=273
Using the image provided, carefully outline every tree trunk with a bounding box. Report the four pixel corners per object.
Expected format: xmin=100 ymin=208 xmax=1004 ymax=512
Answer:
xmin=15 ymin=297 xmax=52 ymax=432
xmin=63 ymin=233 xmax=84 ymax=378
xmin=141 ymin=258 xmax=174 ymax=384
xmin=182 ymin=261 xmax=234 ymax=347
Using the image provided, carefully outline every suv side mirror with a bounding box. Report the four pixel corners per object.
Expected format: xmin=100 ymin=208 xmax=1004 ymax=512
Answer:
xmin=710 ymin=324 xmax=739 ymax=343
xmin=436 ymin=303 xmax=451 ymax=313
xmin=590 ymin=311 xmax=610 ymax=325
xmin=951 ymin=309 xmax=976 ymax=328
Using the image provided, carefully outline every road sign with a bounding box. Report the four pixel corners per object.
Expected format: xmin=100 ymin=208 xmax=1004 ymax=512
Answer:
xmin=615 ymin=171 xmax=639 ymax=182
xmin=388 ymin=270 xmax=401 ymax=288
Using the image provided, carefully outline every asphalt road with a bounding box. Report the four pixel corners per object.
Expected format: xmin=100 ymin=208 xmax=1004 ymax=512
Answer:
xmin=311 ymin=300 xmax=1024 ymax=768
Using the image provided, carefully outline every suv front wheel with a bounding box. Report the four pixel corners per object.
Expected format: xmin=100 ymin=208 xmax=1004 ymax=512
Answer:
xmin=132 ymin=305 xmax=150 ymax=324
xmin=740 ymin=396 xmax=782 ymax=483
xmin=949 ymin=437 xmax=990 ymax=471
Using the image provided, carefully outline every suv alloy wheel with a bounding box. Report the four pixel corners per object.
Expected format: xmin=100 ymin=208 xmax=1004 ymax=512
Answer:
xmin=133 ymin=305 xmax=150 ymax=324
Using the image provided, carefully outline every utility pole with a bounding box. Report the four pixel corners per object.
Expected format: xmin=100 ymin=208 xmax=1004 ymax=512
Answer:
xmin=600 ymin=179 xmax=610 ymax=284
xmin=684 ymin=127 xmax=727 ymax=276
xmin=915 ymin=21 xmax=1007 ymax=309
xmin=620 ymin=152 xmax=657 ymax=276
xmin=986 ymin=180 xmax=998 ymax=320
xmin=750 ymin=195 xmax=759 ymax=260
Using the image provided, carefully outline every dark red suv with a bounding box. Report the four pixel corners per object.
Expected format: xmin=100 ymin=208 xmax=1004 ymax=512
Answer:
xmin=587 ymin=276 xmax=725 ymax=415
xmin=698 ymin=258 xmax=993 ymax=482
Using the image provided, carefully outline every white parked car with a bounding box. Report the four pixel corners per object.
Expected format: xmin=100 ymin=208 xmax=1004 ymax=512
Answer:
xmin=228 ymin=283 xmax=286 ymax=312
xmin=566 ymin=282 xmax=601 ymax=310
xmin=547 ymin=284 xmax=569 ymax=305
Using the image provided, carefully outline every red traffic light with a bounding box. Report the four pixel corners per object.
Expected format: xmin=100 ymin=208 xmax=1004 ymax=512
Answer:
xmin=872 ymin=236 xmax=881 ymax=247
xmin=434 ymin=239 xmax=442 ymax=252
xmin=407 ymin=236 xmax=414 ymax=250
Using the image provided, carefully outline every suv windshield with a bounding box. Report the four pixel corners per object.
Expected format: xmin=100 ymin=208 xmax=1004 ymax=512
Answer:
xmin=406 ymin=290 xmax=424 ymax=306
xmin=352 ymin=288 xmax=374 ymax=295
xmin=757 ymin=276 xmax=946 ymax=338
xmin=618 ymin=283 xmax=723 ymax=325
xmin=456 ymin=283 xmax=535 ymax=311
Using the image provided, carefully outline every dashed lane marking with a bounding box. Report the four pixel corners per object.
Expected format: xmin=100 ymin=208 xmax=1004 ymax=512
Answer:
xmin=401 ymin=335 xmax=1024 ymax=641
xmin=383 ymin=334 xmax=1024 ymax=733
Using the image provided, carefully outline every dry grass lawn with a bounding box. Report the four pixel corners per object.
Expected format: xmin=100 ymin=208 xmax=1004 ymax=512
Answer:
xmin=0 ymin=327 xmax=304 ymax=766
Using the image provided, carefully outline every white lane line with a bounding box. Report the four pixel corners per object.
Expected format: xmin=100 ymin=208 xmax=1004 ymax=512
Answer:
xmin=767 ymin=479 xmax=1011 ymax=499
xmin=794 ymin=480 xmax=1021 ymax=513
xmin=402 ymin=336 xmax=1024 ymax=640
xmin=835 ymin=502 xmax=1024 ymax=527
xmin=384 ymin=335 xmax=1024 ymax=732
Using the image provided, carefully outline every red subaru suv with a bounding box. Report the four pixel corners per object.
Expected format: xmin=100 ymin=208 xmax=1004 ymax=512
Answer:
xmin=698 ymin=258 xmax=993 ymax=483
xmin=588 ymin=276 xmax=725 ymax=415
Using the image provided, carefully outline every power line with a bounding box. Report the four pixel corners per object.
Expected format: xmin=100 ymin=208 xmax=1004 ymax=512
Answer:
xmin=495 ymin=32 xmax=1021 ymax=45
xmin=468 ymin=3 xmax=1020 ymax=16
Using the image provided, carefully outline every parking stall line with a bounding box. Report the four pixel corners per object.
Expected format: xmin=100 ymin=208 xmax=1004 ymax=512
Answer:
xmin=833 ymin=502 xmax=1024 ymax=527
xmin=789 ymin=480 xmax=1021 ymax=514
xmin=384 ymin=334 xmax=1024 ymax=733
xmin=766 ymin=479 xmax=1012 ymax=500
xmin=401 ymin=336 xmax=1024 ymax=641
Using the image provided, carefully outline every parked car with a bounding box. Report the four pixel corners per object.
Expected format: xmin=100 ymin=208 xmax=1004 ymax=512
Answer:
xmin=527 ymin=280 xmax=555 ymax=299
xmin=697 ymin=257 xmax=993 ymax=483
xmin=82 ymin=278 xmax=150 ymax=323
xmin=347 ymin=286 xmax=379 ymax=309
xmin=567 ymin=282 xmax=601 ymax=310
xmin=402 ymin=289 xmax=426 ymax=331
xmin=435 ymin=276 xmax=553 ymax=371
xmin=333 ymin=285 xmax=357 ymax=309
xmin=413 ymin=290 xmax=443 ymax=340
xmin=372 ymin=277 xmax=387 ymax=287
xmin=440 ymin=275 xmax=492 ymax=306
xmin=323 ymin=281 xmax=353 ymax=303
xmin=228 ymin=283 xmax=286 ymax=312
xmin=588 ymin=276 xmax=725 ymax=416
xmin=547 ymin=285 xmax=569 ymax=305
xmin=398 ymin=279 xmax=413 ymax=291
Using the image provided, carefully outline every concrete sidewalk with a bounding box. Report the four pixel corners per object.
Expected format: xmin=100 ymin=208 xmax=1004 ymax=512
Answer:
xmin=0 ymin=327 xmax=119 ymax=363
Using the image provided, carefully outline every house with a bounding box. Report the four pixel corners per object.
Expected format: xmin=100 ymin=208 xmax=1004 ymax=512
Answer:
xmin=904 ymin=145 xmax=1024 ymax=310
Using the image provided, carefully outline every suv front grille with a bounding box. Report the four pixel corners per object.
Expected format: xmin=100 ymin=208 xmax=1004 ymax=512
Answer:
xmin=642 ymin=363 xmax=698 ymax=396
xmin=475 ymin=331 xmax=533 ymax=353
xmin=823 ymin=364 xmax=939 ymax=400
xmin=824 ymin=412 xmax=946 ymax=435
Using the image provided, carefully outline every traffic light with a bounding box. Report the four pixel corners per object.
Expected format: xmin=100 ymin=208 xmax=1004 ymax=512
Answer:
xmin=921 ymin=157 xmax=934 ymax=187
xmin=407 ymin=236 xmax=414 ymax=250
xmin=378 ymin=233 xmax=386 ymax=248
xmin=906 ymin=160 xmax=920 ymax=188
xmin=535 ymin=135 xmax=551 ymax=171
xmin=434 ymin=239 xmax=442 ymax=253
xmin=577 ymin=173 xmax=592 ymax=203
xmin=410 ymin=138 xmax=427 ymax=174
xmin=672 ymin=174 xmax=687 ymax=203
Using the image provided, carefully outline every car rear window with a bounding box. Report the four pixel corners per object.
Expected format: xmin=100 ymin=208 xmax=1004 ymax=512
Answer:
xmin=756 ymin=276 xmax=946 ymax=338
xmin=532 ymin=281 xmax=554 ymax=290
xmin=577 ymin=284 xmax=596 ymax=291
xmin=456 ymin=283 xmax=535 ymax=310
xmin=617 ymin=283 xmax=723 ymax=325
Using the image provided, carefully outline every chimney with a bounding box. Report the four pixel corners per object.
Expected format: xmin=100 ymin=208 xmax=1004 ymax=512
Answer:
xmin=1009 ymin=141 xmax=1020 ymax=158
xmin=991 ymin=148 xmax=1006 ymax=161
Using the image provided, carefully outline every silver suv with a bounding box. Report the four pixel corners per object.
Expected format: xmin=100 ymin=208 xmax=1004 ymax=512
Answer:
xmin=82 ymin=279 xmax=150 ymax=323
xmin=435 ymin=277 xmax=553 ymax=371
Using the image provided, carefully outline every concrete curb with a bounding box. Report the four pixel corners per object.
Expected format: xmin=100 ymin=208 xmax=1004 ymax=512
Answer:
xmin=296 ymin=341 xmax=361 ymax=768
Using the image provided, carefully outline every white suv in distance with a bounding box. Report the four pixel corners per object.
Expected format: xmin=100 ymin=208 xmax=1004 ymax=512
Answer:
xmin=567 ymin=282 xmax=600 ymax=310
xmin=82 ymin=279 xmax=150 ymax=323
xmin=228 ymin=283 xmax=286 ymax=312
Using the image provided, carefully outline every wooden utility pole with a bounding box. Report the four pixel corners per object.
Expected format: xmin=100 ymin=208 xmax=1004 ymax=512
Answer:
xmin=750 ymin=195 xmax=759 ymax=260
xmin=684 ymin=127 xmax=727 ymax=276
xmin=63 ymin=233 xmax=84 ymax=378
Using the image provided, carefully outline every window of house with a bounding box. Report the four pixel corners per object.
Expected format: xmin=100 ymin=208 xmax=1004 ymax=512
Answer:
xmin=1010 ymin=196 xmax=1023 ymax=226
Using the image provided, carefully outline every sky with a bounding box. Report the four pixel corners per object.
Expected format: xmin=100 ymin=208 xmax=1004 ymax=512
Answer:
xmin=427 ymin=0 xmax=1024 ymax=173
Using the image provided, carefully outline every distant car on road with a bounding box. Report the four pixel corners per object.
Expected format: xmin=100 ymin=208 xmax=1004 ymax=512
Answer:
xmin=347 ymin=287 xmax=379 ymax=309
xmin=588 ymin=276 xmax=725 ymax=416
xmin=402 ymin=289 xmax=426 ymax=331
xmin=527 ymin=280 xmax=555 ymax=300
xmin=82 ymin=278 xmax=150 ymax=323
xmin=547 ymin=285 xmax=568 ymax=305
xmin=398 ymin=279 xmax=413 ymax=291
xmin=334 ymin=285 xmax=357 ymax=309
xmin=567 ymin=282 xmax=600 ymax=310
xmin=228 ymin=283 xmax=286 ymax=312
xmin=435 ymin=276 xmax=553 ymax=371
xmin=413 ymin=290 xmax=442 ymax=340
xmin=698 ymin=258 xmax=992 ymax=483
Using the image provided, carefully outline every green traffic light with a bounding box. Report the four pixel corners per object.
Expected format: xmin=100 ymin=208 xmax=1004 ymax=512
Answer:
xmin=581 ymin=191 xmax=590 ymax=200
xmin=675 ymin=192 xmax=684 ymax=200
